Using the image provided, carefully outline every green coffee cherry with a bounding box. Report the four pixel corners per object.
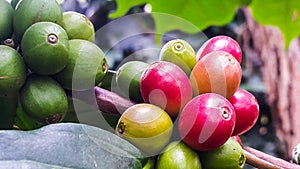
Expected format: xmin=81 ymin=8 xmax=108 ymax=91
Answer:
xmin=159 ymin=39 xmax=196 ymax=75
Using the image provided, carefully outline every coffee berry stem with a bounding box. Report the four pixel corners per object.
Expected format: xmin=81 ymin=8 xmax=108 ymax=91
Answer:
xmin=69 ymin=87 xmax=135 ymax=116
xmin=94 ymin=87 xmax=136 ymax=115
xmin=72 ymin=87 xmax=300 ymax=168
xmin=243 ymin=146 xmax=300 ymax=169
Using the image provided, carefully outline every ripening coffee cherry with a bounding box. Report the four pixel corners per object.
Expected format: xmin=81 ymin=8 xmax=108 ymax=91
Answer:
xmin=140 ymin=61 xmax=193 ymax=117
xmin=197 ymin=35 xmax=242 ymax=63
xmin=229 ymin=88 xmax=260 ymax=136
xmin=178 ymin=93 xmax=236 ymax=151
xmin=159 ymin=39 xmax=196 ymax=76
xmin=115 ymin=103 xmax=173 ymax=156
xmin=190 ymin=51 xmax=242 ymax=98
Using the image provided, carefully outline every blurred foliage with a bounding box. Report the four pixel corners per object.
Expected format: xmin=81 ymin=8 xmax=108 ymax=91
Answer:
xmin=251 ymin=0 xmax=300 ymax=48
xmin=110 ymin=0 xmax=300 ymax=48
xmin=110 ymin=0 xmax=243 ymax=43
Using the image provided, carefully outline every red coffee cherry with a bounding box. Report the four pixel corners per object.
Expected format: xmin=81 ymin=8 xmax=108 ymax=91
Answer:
xmin=140 ymin=61 xmax=193 ymax=117
xmin=197 ymin=35 xmax=242 ymax=63
xmin=229 ymin=88 xmax=260 ymax=136
xmin=178 ymin=93 xmax=236 ymax=151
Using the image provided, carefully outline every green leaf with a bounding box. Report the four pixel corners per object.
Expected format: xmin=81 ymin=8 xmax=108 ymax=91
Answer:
xmin=151 ymin=12 xmax=200 ymax=44
xmin=250 ymin=0 xmax=300 ymax=48
xmin=239 ymin=0 xmax=252 ymax=6
xmin=110 ymin=0 xmax=300 ymax=47
xmin=150 ymin=0 xmax=241 ymax=33
xmin=109 ymin=0 xmax=148 ymax=18
xmin=0 ymin=160 xmax=73 ymax=169
xmin=152 ymin=0 xmax=243 ymax=43
xmin=110 ymin=0 xmax=243 ymax=37
xmin=0 ymin=123 xmax=144 ymax=168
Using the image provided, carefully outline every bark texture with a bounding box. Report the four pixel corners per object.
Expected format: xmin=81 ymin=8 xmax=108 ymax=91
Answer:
xmin=241 ymin=8 xmax=300 ymax=159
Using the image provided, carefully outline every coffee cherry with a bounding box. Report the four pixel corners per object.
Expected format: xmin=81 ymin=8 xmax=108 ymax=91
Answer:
xmin=159 ymin=39 xmax=196 ymax=76
xmin=115 ymin=103 xmax=173 ymax=156
xmin=197 ymin=35 xmax=242 ymax=63
xmin=229 ymin=88 xmax=260 ymax=136
xmin=178 ymin=93 xmax=236 ymax=151
xmin=140 ymin=61 xmax=193 ymax=117
xmin=190 ymin=51 xmax=242 ymax=98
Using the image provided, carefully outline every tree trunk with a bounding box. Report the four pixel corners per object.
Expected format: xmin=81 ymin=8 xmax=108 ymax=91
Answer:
xmin=241 ymin=8 xmax=300 ymax=159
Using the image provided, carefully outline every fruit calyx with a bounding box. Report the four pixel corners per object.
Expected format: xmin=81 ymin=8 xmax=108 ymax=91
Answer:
xmin=47 ymin=34 xmax=58 ymax=44
xmin=2 ymin=39 xmax=14 ymax=47
xmin=221 ymin=106 xmax=231 ymax=120
xmin=239 ymin=153 xmax=246 ymax=167
xmin=172 ymin=41 xmax=185 ymax=53
xmin=225 ymin=53 xmax=236 ymax=64
xmin=116 ymin=121 xmax=126 ymax=135
xmin=45 ymin=114 xmax=63 ymax=124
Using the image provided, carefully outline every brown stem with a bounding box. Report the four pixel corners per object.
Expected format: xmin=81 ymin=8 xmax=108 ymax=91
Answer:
xmin=243 ymin=146 xmax=300 ymax=169
xmin=89 ymin=86 xmax=300 ymax=168
xmin=69 ymin=87 xmax=136 ymax=116
xmin=94 ymin=86 xmax=136 ymax=115
xmin=244 ymin=148 xmax=282 ymax=169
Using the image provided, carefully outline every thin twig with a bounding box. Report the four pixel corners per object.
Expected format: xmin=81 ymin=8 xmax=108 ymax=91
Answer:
xmin=243 ymin=146 xmax=300 ymax=169
xmin=94 ymin=86 xmax=136 ymax=115
xmin=89 ymin=86 xmax=300 ymax=169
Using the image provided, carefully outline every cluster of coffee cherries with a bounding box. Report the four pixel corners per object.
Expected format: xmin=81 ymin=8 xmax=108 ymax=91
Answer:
xmin=113 ymin=35 xmax=260 ymax=168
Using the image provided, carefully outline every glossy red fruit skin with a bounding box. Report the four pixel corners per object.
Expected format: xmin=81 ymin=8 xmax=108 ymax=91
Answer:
xmin=229 ymin=88 xmax=260 ymax=136
xmin=140 ymin=61 xmax=193 ymax=117
xmin=197 ymin=35 xmax=242 ymax=63
xmin=178 ymin=93 xmax=236 ymax=151
xmin=190 ymin=51 xmax=242 ymax=98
